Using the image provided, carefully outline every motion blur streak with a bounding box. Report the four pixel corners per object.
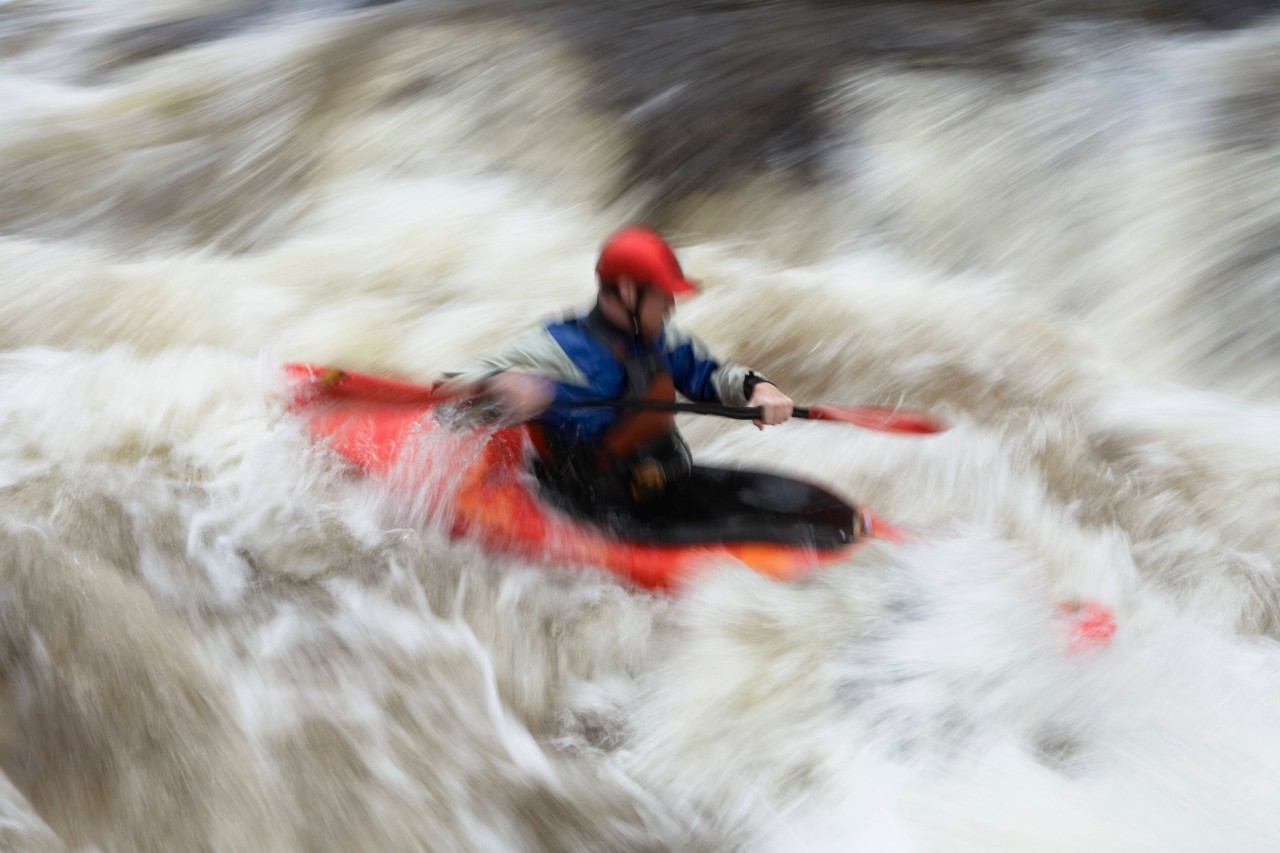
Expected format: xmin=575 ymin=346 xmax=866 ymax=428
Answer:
xmin=2 ymin=0 xmax=1280 ymax=849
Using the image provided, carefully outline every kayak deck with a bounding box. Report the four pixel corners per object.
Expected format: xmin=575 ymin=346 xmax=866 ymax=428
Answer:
xmin=535 ymin=462 xmax=857 ymax=550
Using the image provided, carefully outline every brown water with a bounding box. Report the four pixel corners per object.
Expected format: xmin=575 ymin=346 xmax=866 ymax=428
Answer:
xmin=2 ymin=1 xmax=1280 ymax=850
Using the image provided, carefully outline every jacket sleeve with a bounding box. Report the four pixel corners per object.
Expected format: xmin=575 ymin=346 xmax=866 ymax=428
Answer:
xmin=443 ymin=325 xmax=588 ymax=387
xmin=662 ymin=322 xmax=766 ymax=407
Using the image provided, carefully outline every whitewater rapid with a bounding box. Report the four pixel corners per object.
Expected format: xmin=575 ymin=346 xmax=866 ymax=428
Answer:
xmin=2 ymin=1 xmax=1280 ymax=850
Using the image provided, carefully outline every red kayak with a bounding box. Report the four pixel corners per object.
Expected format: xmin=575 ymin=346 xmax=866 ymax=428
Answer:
xmin=284 ymin=363 xmax=902 ymax=590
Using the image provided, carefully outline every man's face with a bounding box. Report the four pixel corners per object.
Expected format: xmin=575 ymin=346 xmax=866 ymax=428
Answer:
xmin=637 ymin=286 xmax=675 ymax=338
xmin=603 ymin=276 xmax=676 ymax=340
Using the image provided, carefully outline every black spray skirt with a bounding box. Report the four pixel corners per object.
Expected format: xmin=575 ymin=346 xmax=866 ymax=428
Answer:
xmin=537 ymin=464 xmax=858 ymax=550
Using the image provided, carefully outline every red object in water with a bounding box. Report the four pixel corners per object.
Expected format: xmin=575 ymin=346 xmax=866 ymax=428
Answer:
xmin=283 ymin=363 xmax=899 ymax=590
xmin=1057 ymin=599 xmax=1117 ymax=651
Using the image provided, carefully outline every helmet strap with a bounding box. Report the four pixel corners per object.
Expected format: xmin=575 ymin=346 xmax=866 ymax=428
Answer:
xmin=599 ymin=280 xmax=651 ymax=343
xmin=630 ymin=286 xmax=650 ymax=342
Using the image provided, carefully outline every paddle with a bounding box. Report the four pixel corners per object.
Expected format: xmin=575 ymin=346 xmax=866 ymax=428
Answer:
xmin=286 ymin=364 xmax=948 ymax=435
xmin=560 ymin=399 xmax=948 ymax=434
xmin=286 ymin=364 xmax=460 ymax=406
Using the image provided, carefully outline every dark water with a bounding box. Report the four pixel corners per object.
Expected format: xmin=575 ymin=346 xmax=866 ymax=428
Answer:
xmin=2 ymin=0 xmax=1280 ymax=849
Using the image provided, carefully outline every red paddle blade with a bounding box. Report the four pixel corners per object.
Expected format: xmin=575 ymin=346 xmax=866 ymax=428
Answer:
xmin=284 ymin=363 xmax=473 ymax=408
xmin=806 ymin=405 xmax=949 ymax=434
xmin=1056 ymin=599 xmax=1117 ymax=652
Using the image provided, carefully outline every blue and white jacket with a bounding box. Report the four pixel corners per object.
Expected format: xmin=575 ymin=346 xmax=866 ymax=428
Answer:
xmin=450 ymin=306 xmax=764 ymax=446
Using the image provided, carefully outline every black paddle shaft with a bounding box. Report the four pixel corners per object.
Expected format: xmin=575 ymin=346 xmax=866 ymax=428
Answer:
xmin=563 ymin=399 xmax=816 ymax=420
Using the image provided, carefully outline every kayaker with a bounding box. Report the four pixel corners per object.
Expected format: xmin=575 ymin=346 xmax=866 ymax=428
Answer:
xmin=443 ymin=225 xmax=796 ymax=522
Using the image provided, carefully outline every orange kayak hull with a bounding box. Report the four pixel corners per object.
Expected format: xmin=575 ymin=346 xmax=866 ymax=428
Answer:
xmin=286 ymin=363 xmax=897 ymax=590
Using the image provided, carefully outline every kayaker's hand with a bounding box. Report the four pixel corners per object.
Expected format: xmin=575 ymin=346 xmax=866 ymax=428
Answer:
xmin=484 ymin=371 xmax=554 ymax=424
xmin=748 ymin=382 xmax=793 ymax=430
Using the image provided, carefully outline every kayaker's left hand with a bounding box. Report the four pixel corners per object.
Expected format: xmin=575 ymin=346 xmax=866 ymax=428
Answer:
xmin=748 ymin=382 xmax=793 ymax=429
xmin=483 ymin=370 xmax=555 ymax=424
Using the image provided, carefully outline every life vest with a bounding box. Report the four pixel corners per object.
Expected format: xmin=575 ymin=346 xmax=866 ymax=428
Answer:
xmin=530 ymin=325 xmax=692 ymax=507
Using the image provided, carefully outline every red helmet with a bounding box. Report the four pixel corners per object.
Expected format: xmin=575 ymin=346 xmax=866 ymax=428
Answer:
xmin=595 ymin=226 xmax=698 ymax=298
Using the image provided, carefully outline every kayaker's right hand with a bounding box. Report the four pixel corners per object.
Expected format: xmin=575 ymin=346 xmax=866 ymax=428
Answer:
xmin=483 ymin=371 xmax=555 ymax=424
xmin=748 ymin=382 xmax=793 ymax=430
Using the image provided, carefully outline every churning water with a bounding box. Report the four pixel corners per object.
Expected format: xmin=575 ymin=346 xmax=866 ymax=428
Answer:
xmin=3 ymin=1 xmax=1280 ymax=849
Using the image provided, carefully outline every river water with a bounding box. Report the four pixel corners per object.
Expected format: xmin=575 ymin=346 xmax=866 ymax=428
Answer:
xmin=2 ymin=1 xmax=1280 ymax=850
